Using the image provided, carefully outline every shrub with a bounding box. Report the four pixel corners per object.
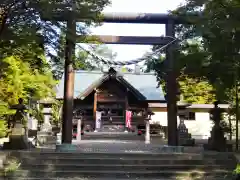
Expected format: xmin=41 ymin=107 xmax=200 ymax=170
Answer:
xmin=3 ymin=157 xmax=21 ymax=176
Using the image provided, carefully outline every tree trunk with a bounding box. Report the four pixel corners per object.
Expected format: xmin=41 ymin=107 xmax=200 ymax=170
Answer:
xmin=228 ymin=114 xmax=232 ymax=141
xmin=236 ymin=83 xmax=239 ymax=150
xmin=0 ymin=9 xmax=7 ymax=38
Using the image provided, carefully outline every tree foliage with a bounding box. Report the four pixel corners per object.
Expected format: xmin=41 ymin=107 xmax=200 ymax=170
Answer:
xmin=0 ymin=0 xmax=110 ymax=60
xmin=0 ymin=120 xmax=7 ymax=138
xmin=0 ymin=0 xmax=112 ymax=137
xmin=178 ymin=75 xmax=215 ymax=104
xmin=0 ymin=56 xmax=55 ymax=104
xmin=146 ymin=0 xmax=240 ymax=104
xmin=172 ymin=0 xmax=240 ymax=100
xmin=51 ymin=100 xmax=62 ymax=127
xmin=0 ymin=54 xmax=56 ymax=136
xmin=144 ymin=46 xmax=216 ymax=104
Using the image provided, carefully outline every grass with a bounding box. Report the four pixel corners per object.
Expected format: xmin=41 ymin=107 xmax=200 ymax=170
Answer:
xmin=0 ymin=156 xmax=21 ymax=177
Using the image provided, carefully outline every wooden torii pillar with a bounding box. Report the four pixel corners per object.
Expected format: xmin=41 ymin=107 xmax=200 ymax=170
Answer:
xmin=61 ymin=6 xmax=76 ymax=144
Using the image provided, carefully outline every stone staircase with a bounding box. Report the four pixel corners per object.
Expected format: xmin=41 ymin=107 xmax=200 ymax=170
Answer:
xmin=4 ymin=149 xmax=238 ymax=180
xmin=82 ymin=131 xmax=145 ymax=141
xmin=81 ymin=124 xmax=144 ymax=141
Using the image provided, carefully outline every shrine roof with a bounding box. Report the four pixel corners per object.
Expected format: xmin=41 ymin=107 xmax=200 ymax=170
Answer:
xmin=56 ymin=68 xmax=165 ymax=101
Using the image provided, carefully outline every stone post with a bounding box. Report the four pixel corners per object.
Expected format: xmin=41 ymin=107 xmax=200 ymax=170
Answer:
xmin=76 ymin=119 xmax=81 ymax=141
xmin=41 ymin=107 xmax=52 ymax=132
xmin=145 ymin=119 xmax=150 ymax=144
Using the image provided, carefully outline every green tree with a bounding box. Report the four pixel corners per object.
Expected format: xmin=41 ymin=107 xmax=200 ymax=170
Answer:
xmin=162 ymin=0 xmax=240 ymax=145
xmin=146 ymin=0 xmax=240 ymax=104
xmin=0 ymin=0 xmax=110 ymax=64
xmin=51 ymin=100 xmax=62 ymax=127
xmin=0 ymin=56 xmax=56 ymax=134
xmin=172 ymin=0 xmax=240 ymax=100
xmin=144 ymin=47 xmax=216 ymax=104
xmin=178 ymin=75 xmax=215 ymax=104
xmin=0 ymin=0 xmax=110 ymax=136
xmin=0 ymin=56 xmax=55 ymax=103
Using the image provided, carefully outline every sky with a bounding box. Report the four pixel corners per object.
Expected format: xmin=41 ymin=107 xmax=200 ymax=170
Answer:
xmin=90 ymin=0 xmax=185 ymax=62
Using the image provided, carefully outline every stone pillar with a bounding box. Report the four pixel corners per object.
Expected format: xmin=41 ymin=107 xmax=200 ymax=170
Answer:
xmin=145 ymin=119 xmax=150 ymax=144
xmin=76 ymin=119 xmax=81 ymax=141
xmin=44 ymin=114 xmax=51 ymax=125
xmin=37 ymin=106 xmax=53 ymax=145
xmin=41 ymin=107 xmax=52 ymax=132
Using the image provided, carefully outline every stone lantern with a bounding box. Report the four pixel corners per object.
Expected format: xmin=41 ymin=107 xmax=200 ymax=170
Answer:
xmin=177 ymin=102 xmax=195 ymax=146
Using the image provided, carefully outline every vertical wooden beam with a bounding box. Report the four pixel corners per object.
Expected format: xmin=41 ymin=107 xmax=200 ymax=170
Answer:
xmin=93 ymin=90 xmax=97 ymax=129
xmin=124 ymin=92 xmax=129 ymax=131
xmin=61 ymin=4 xmax=76 ymax=144
xmin=166 ymin=20 xmax=178 ymax=146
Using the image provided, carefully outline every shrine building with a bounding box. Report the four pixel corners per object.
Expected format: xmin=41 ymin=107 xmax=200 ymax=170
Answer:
xmin=56 ymin=68 xmax=165 ymax=134
xmin=55 ymin=67 xmax=230 ymax=141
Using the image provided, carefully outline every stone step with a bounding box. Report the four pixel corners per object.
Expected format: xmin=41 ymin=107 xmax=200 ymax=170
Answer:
xmin=4 ymin=150 xmax=237 ymax=180
xmin=8 ymin=151 xmax=237 ymax=163
xmin=19 ymin=158 xmax=235 ymax=167
xmin=4 ymin=177 xmax=233 ymax=180
xmin=203 ymin=152 xmax=237 ymax=160
xmin=82 ymin=136 xmax=145 ymax=141
xmin=3 ymin=178 xmax=206 ymax=180
xmin=9 ymin=151 xmax=202 ymax=160
xmin=19 ymin=164 xmax=233 ymax=172
xmin=9 ymin=169 xmax=233 ymax=179
xmin=55 ymin=144 xmax=185 ymax=153
xmin=83 ymin=132 xmax=137 ymax=135
xmin=81 ymin=132 xmax=143 ymax=140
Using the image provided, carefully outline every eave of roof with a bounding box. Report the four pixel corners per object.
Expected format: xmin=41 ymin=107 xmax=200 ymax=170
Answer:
xmin=55 ymin=68 xmax=165 ymax=101
xmin=148 ymin=103 xmax=230 ymax=109
xmin=76 ymin=73 xmax=147 ymax=101
xmin=76 ymin=74 xmax=109 ymax=99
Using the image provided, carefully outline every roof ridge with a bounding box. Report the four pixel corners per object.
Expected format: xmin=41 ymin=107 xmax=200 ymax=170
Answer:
xmin=74 ymin=70 xmax=155 ymax=76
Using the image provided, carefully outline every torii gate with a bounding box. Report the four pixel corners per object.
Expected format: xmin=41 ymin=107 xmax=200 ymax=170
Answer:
xmin=43 ymin=8 xmax=197 ymax=146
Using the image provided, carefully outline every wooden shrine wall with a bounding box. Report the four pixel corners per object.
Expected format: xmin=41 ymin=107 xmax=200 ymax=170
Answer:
xmin=72 ymin=78 xmax=148 ymax=130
